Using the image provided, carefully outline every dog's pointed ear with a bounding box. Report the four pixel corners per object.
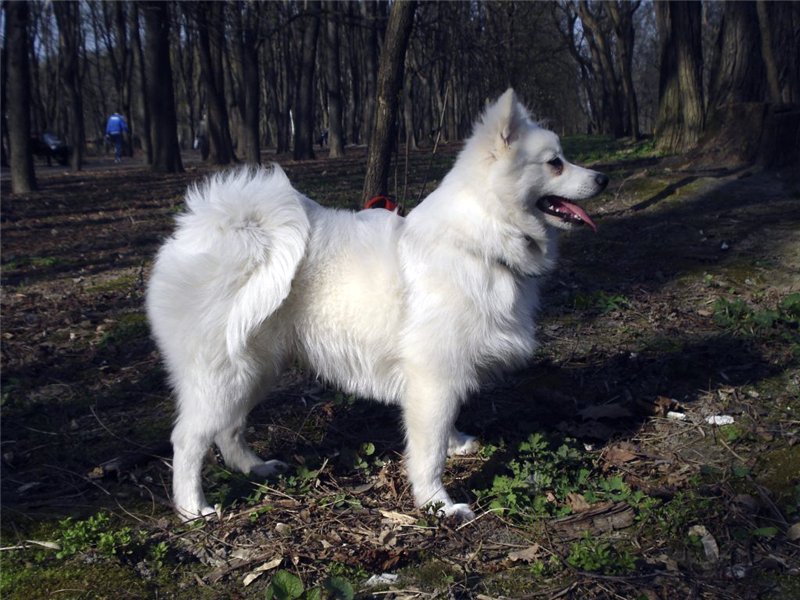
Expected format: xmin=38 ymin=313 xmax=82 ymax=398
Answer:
xmin=489 ymin=88 xmax=527 ymax=152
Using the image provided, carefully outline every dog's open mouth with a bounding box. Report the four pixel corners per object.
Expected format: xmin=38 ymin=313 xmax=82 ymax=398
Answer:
xmin=536 ymin=196 xmax=597 ymax=232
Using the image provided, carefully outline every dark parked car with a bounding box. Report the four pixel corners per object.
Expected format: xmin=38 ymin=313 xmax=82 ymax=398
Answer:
xmin=31 ymin=132 xmax=70 ymax=166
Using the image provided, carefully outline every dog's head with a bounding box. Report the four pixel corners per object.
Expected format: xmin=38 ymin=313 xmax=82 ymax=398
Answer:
xmin=472 ymin=89 xmax=608 ymax=233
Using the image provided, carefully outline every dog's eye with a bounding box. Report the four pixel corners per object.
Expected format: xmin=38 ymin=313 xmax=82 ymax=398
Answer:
xmin=547 ymin=157 xmax=563 ymax=174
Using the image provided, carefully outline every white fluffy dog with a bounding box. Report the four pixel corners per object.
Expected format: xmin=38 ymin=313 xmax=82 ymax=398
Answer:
xmin=146 ymin=89 xmax=608 ymax=521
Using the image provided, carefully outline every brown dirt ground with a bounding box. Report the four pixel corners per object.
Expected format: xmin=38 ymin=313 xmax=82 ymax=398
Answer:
xmin=1 ymin=145 xmax=798 ymax=599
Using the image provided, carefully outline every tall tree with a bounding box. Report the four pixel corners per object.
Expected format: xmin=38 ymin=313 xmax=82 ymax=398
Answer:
xmin=196 ymin=2 xmax=235 ymax=164
xmin=293 ymin=1 xmax=321 ymax=161
xmin=699 ymin=1 xmax=800 ymax=167
xmin=653 ymin=1 xmax=704 ymax=154
xmin=142 ymin=2 xmax=183 ymax=173
xmin=325 ymin=0 xmax=345 ymax=158
xmin=577 ymin=1 xmax=624 ymax=137
xmin=362 ymin=0 xmax=416 ymax=205
xmin=361 ymin=1 xmax=380 ymax=143
xmin=130 ymin=2 xmax=153 ymax=163
xmin=53 ymin=0 xmax=85 ymax=170
xmin=707 ymin=2 xmax=764 ymax=109
xmin=608 ymin=1 xmax=641 ymax=139
xmin=5 ymin=0 xmax=36 ymax=192
xmin=230 ymin=0 xmax=262 ymax=165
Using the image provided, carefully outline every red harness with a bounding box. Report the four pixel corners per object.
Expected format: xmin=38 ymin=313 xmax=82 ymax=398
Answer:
xmin=364 ymin=195 xmax=405 ymax=216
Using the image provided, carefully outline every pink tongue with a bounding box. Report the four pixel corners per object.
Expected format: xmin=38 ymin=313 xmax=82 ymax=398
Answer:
xmin=554 ymin=199 xmax=597 ymax=233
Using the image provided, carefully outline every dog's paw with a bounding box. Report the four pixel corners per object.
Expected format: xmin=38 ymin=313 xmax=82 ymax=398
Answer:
xmin=250 ymin=459 xmax=288 ymax=478
xmin=448 ymin=431 xmax=480 ymax=456
xmin=436 ymin=502 xmax=476 ymax=522
xmin=177 ymin=504 xmax=217 ymax=523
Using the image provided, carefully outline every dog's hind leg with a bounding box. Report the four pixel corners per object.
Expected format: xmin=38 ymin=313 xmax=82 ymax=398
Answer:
xmin=171 ymin=408 xmax=217 ymax=521
xmin=215 ymin=421 xmax=287 ymax=478
xmin=447 ymin=428 xmax=480 ymax=456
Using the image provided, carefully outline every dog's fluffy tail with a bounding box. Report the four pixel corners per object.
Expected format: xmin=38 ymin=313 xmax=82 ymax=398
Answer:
xmin=175 ymin=166 xmax=310 ymax=359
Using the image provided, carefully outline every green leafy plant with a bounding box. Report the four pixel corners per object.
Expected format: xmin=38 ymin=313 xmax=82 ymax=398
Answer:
xmin=476 ymin=434 xmax=656 ymax=521
xmin=323 ymin=576 xmax=355 ymax=600
xmin=265 ymin=570 xmax=354 ymax=600
xmin=714 ymin=293 xmax=800 ymax=336
xmin=148 ymin=541 xmax=169 ymax=570
xmin=567 ymin=533 xmax=636 ymax=575
xmin=574 ymin=291 xmax=631 ymax=313
xmin=476 ymin=434 xmax=591 ymax=518
xmin=279 ymin=465 xmax=322 ymax=496
xmin=55 ymin=512 xmax=141 ymax=560
xmin=265 ymin=570 xmax=305 ymax=600
xmin=339 ymin=441 xmax=382 ymax=472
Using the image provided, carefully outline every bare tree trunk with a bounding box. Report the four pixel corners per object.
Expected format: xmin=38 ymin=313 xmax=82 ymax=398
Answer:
xmin=708 ymin=1 xmax=765 ymax=109
xmin=361 ymin=1 xmax=379 ymax=142
xmin=654 ymin=1 xmax=704 ymax=154
xmin=700 ymin=0 xmax=800 ymax=168
xmin=130 ymin=2 xmax=152 ymax=164
xmin=6 ymin=0 xmax=37 ymax=192
xmin=344 ymin=1 xmax=361 ymax=144
xmin=362 ymin=0 xmax=416 ymax=205
xmin=578 ymin=1 xmax=624 ymax=137
xmin=231 ymin=0 xmax=261 ymax=165
xmin=293 ymin=1 xmax=320 ymax=161
xmin=403 ymin=68 xmax=418 ymax=151
xmin=142 ymin=1 xmax=183 ymax=173
xmin=755 ymin=1 xmax=782 ymax=105
xmin=770 ymin=1 xmax=800 ymax=103
xmin=325 ymin=0 xmax=345 ymax=158
xmin=53 ymin=0 xmax=85 ymax=170
xmin=197 ymin=2 xmax=235 ymax=164
xmin=608 ymin=1 xmax=641 ymax=139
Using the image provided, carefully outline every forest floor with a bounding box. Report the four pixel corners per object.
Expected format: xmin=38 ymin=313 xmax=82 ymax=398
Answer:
xmin=1 ymin=139 xmax=799 ymax=599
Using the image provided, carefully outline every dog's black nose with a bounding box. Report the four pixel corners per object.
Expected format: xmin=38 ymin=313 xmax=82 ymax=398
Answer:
xmin=595 ymin=173 xmax=609 ymax=190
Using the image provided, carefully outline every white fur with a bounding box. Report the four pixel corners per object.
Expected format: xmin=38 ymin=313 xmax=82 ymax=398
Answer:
xmin=146 ymin=89 xmax=607 ymax=521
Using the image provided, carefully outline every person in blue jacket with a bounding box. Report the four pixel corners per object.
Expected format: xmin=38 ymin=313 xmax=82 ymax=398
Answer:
xmin=105 ymin=112 xmax=129 ymax=163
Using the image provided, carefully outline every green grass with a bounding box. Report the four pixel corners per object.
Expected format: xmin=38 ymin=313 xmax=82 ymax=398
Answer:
xmin=0 ymin=511 xmax=184 ymax=600
xmin=96 ymin=312 xmax=149 ymax=349
xmin=562 ymin=135 xmax=660 ymax=164
xmin=475 ymin=433 xmax=653 ymax=520
xmin=712 ymin=292 xmax=800 ymax=356
xmin=566 ymin=533 xmax=636 ymax=575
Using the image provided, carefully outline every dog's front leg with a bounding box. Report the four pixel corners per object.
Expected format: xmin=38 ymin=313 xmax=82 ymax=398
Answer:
xmin=402 ymin=375 xmax=475 ymax=521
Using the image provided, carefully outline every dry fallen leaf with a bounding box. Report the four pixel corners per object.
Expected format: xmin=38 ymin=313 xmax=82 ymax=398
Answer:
xmin=508 ymin=544 xmax=542 ymax=563
xmin=566 ymin=492 xmax=592 ymax=513
xmin=378 ymin=509 xmax=417 ymax=526
xmin=242 ymin=556 xmax=283 ymax=587
xmin=688 ymin=525 xmax=719 ymax=563
xmin=604 ymin=445 xmax=638 ymax=465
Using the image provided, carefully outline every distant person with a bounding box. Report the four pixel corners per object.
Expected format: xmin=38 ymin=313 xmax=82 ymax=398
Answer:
xmin=105 ymin=112 xmax=129 ymax=163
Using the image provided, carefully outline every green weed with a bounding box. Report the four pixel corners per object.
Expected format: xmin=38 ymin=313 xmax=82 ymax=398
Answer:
xmin=713 ymin=293 xmax=800 ymax=337
xmin=573 ymin=290 xmax=631 ymax=313
xmin=475 ymin=434 xmax=646 ymax=520
xmin=54 ymin=512 xmax=143 ymax=560
xmin=319 ymin=493 xmax=363 ymax=511
xmin=566 ymin=533 xmax=636 ymax=575
xmin=648 ymin=490 xmax=713 ymax=541
xmin=339 ymin=441 xmax=382 ymax=472
xmin=96 ymin=312 xmax=149 ymax=348
xmin=562 ymin=135 xmax=659 ymax=164
xmin=265 ymin=570 xmax=354 ymax=600
xmin=4 ymin=255 xmax=63 ymax=270
xmin=279 ymin=464 xmax=323 ymax=496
